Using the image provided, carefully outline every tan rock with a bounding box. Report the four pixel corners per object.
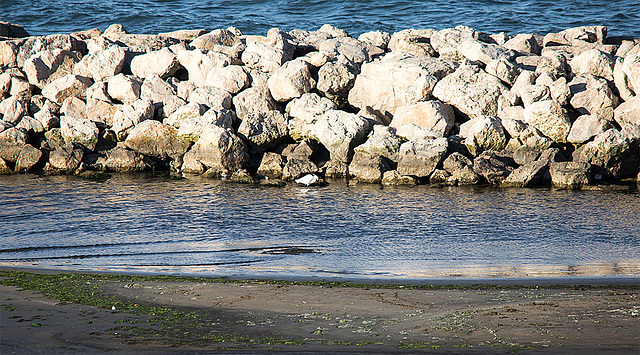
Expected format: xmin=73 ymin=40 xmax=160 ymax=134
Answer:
xmin=390 ymin=101 xmax=455 ymax=137
xmin=523 ymin=100 xmax=571 ymax=143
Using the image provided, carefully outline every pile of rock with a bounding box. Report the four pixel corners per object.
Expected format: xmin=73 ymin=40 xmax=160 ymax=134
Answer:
xmin=1 ymin=21 xmax=639 ymax=189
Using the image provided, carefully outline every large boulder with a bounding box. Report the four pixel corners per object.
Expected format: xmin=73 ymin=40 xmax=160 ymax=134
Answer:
xmin=549 ymin=161 xmax=591 ymax=189
xmin=543 ymin=26 xmax=607 ymax=47
xmin=124 ymin=120 xmax=191 ymax=160
xmin=430 ymin=26 xmax=476 ymax=60
xmin=233 ymin=86 xmax=280 ymax=120
xmin=523 ymin=100 xmax=572 ymax=143
xmin=112 ymin=99 xmax=155 ymax=140
xmin=15 ymin=34 xmax=86 ymax=68
xmin=46 ymin=142 xmax=84 ymax=173
xmin=60 ymin=115 xmax=99 ymax=151
xmin=458 ymin=115 xmax=508 ymax=155
xmin=107 ymin=74 xmax=142 ymax=102
xmin=503 ymin=33 xmax=542 ymax=55
xmin=177 ymin=109 xmax=235 ymax=138
xmin=267 ymin=58 xmax=316 ymax=102
xmin=319 ymin=37 xmax=369 ymax=65
xmin=191 ymin=29 xmax=245 ymax=63
xmin=432 ymin=65 xmax=509 ymax=119
xmin=176 ymin=49 xmax=231 ymax=86
xmin=613 ymin=96 xmax=640 ymax=128
xmin=458 ymin=40 xmax=516 ymax=65
xmin=310 ymin=110 xmax=371 ymax=163
xmin=15 ymin=144 xmax=43 ymax=172
xmin=390 ymin=101 xmax=455 ymax=137
xmin=472 ymin=151 xmax=515 ymax=185
xmin=353 ymin=125 xmax=404 ymax=162
xmin=102 ymin=145 xmax=156 ymax=172
xmin=130 ymin=48 xmax=181 ymax=79
xmin=0 ymin=95 xmax=28 ymax=125
xmin=442 ymin=152 xmax=480 ymax=185
xmin=24 ymin=49 xmax=82 ymax=88
xmin=241 ymin=28 xmax=295 ymax=73
xmin=569 ymin=48 xmax=615 ymax=81
xmin=73 ymin=46 xmax=125 ymax=81
xmin=203 ymin=65 xmax=249 ymax=94
xmin=396 ymin=138 xmax=448 ymax=178
xmin=187 ymin=86 xmax=232 ymax=111
xmin=286 ymin=93 xmax=336 ymax=141
xmin=182 ymin=125 xmax=247 ymax=175
xmin=41 ymin=74 xmax=92 ymax=105
xmin=349 ymin=152 xmax=391 ymax=184
xmin=501 ymin=159 xmax=549 ymax=187
xmin=316 ymin=61 xmax=357 ymax=105
xmin=574 ymin=128 xmax=639 ymax=179
xmin=387 ymin=29 xmax=434 ymax=57
xmin=163 ymin=102 xmax=207 ymax=129
xmin=237 ymin=110 xmax=288 ymax=149
xmin=620 ymin=54 xmax=640 ymax=99
xmin=569 ymin=74 xmax=619 ymax=120
xmin=0 ymin=127 xmax=28 ymax=163
xmin=566 ymin=114 xmax=613 ymax=144
xmin=348 ymin=52 xmax=456 ymax=116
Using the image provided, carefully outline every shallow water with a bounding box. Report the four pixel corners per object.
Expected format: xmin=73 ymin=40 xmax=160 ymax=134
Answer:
xmin=1 ymin=174 xmax=639 ymax=282
xmin=3 ymin=0 xmax=640 ymax=38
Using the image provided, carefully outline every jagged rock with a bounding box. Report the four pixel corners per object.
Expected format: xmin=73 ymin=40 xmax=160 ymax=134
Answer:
xmin=15 ymin=34 xmax=86 ymax=68
xmin=176 ymin=49 xmax=231 ymax=86
xmin=124 ymin=120 xmax=190 ymax=160
xmin=187 ymin=86 xmax=232 ymax=111
xmin=485 ymin=58 xmax=519 ymax=85
xmin=60 ymin=115 xmax=99 ymax=150
xmin=357 ymin=106 xmax=391 ymax=126
xmin=140 ymin=74 xmax=177 ymax=105
xmin=432 ymin=65 xmax=509 ymax=119
xmin=429 ymin=169 xmax=450 ymax=184
xmin=393 ymin=124 xmax=440 ymax=143
xmin=543 ymin=26 xmax=607 ymax=47
xmin=203 ymin=65 xmax=249 ymax=94
xmin=567 ymin=114 xmax=613 ymax=144
xmin=0 ymin=21 xmax=30 ymax=38
xmin=33 ymin=102 xmax=60 ymax=130
xmin=472 ymin=151 xmax=515 ymax=185
xmin=86 ymin=99 xmax=117 ymax=126
xmin=164 ymin=102 xmax=206 ymax=129
xmin=535 ymin=51 xmax=567 ymax=79
xmin=241 ymin=28 xmax=294 ymax=73
xmin=113 ymin=99 xmax=155 ymax=140
xmin=396 ymin=138 xmax=448 ymax=178
xmin=614 ymin=96 xmax=640 ymax=127
xmin=430 ymin=26 xmax=476 ymax=60
xmin=390 ymin=101 xmax=455 ymax=137
xmin=0 ymin=95 xmax=28 ymax=125
xmin=16 ymin=116 xmax=44 ymax=134
xmin=158 ymin=95 xmax=187 ymax=119
xmin=569 ymin=74 xmax=619 ymax=120
xmin=44 ymin=128 xmax=65 ymax=150
xmin=502 ymin=159 xmax=549 ymax=187
xmin=318 ymin=24 xmax=348 ymax=37
xmin=442 ymin=152 xmax=480 ymax=185
xmin=74 ymin=46 xmax=125 ymax=82
xmin=0 ymin=70 xmax=31 ymax=98
xmin=107 ymin=74 xmax=142 ymax=102
xmin=237 ymin=110 xmax=288 ymax=149
xmin=458 ymin=116 xmax=508 ymax=155
xmin=523 ymin=100 xmax=571 ymax=143
xmin=41 ymin=74 xmax=92 ymax=105
xmin=178 ymin=109 xmax=235 ymax=138
xmin=103 ymin=145 xmax=155 ymax=172
xmin=191 ymin=29 xmax=245 ymax=63
xmin=0 ymin=158 xmax=10 ymax=174
xmin=310 ymin=110 xmax=371 ymax=163
xmin=317 ymin=61 xmax=357 ymax=104
xmin=286 ymin=93 xmax=336 ymax=141
xmin=319 ymin=37 xmax=369 ymax=65
xmin=257 ymin=152 xmax=284 ymax=177
xmin=349 ymin=52 xmax=456 ymax=116
xmin=359 ymin=30 xmax=391 ymax=51
xmin=353 ymin=125 xmax=404 ymax=162
xmin=387 ymin=29 xmax=435 ymax=57
xmin=349 ymin=152 xmax=391 ymax=183
xmin=267 ymin=58 xmax=316 ymax=102
xmin=0 ymin=127 xmax=28 ymax=163
xmin=549 ymin=77 xmax=571 ymax=106
xmin=620 ymin=54 xmax=640 ymax=99
xmin=381 ymin=170 xmax=418 ymax=185
xmin=130 ymin=48 xmax=181 ymax=79
xmin=569 ymin=48 xmax=615 ymax=81
xmin=24 ymin=49 xmax=82 ymax=88
xmin=60 ymin=96 xmax=86 ymax=119
xmin=15 ymin=144 xmax=42 ymax=172
xmin=233 ymin=86 xmax=280 ymax=120
xmin=46 ymin=142 xmax=84 ymax=173
xmin=574 ymin=128 xmax=639 ymax=179
xmin=182 ymin=125 xmax=247 ymax=175
xmin=549 ymin=161 xmax=591 ymax=189
xmin=503 ymin=33 xmax=542 ymax=55
xmin=458 ymin=40 xmax=516 ymax=65
xmin=518 ymin=84 xmax=552 ymax=107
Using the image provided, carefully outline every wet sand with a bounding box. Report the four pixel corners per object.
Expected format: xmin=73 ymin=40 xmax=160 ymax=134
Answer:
xmin=1 ymin=268 xmax=638 ymax=354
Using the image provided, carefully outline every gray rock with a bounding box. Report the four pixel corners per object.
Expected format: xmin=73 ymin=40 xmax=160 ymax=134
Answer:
xmin=286 ymin=93 xmax=336 ymax=141
xmin=549 ymin=161 xmax=591 ymax=189
xmin=16 ymin=116 xmax=44 ymax=134
xmin=569 ymin=74 xmax=620 ymax=120
xmin=86 ymin=98 xmax=117 ymax=126
xmin=163 ymin=102 xmax=206 ymax=129
xmin=348 ymin=52 xmax=457 ymax=116
xmin=237 ymin=110 xmax=288 ymax=149
xmin=567 ymin=114 xmax=613 ymax=144
xmin=60 ymin=115 xmax=99 ymax=151
xmin=73 ymin=46 xmax=125 ymax=82
xmin=430 ymin=26 xmax=477 ymax=60
xmin=620 ymin=54 xmax=640 ymax=101
xmin=458 ymin=116 xmax=508 ymax=155
xmin=187 ymin=86 xmax=232 ymax=111
xmin=103 ymin=145 xmax=155 ymax=172
xmin=15 ymin=144 xmax=42 ymax=172
xmin=182 ymin=125 xmax=247 ymax=175
xmin=41 ymin=74 xmax=92 ymax=105
xmin=241 ymin=29 xmax=295 ymax=73
xmin=543 ymin=26 xmax=607 ymax=47
xmin=267 ymin=58 xmax=316 ymax=102
xmin=390 ymin=101 xmax=455 ymax=137
xmin=0 ymin=127 xmax=28 ymax=163
xmin=319 ymin=37 xmax=369 ymax=65
xmin=396 ymin=138 xmax=448 ymax=178
xmin=613 ymin=96 xmax=640 ymax=127
xmin=518 ymin=84 xmax=552 ymax=107
xmin=140 ymin=74 xmax=177 ymax=104
xmin=432 ymin=65 xmax=509 ymax=119
xmin=233 ymin=86 xmax=280 ymax=120
xmin=107 ymin=74 xmax=142 ymax=102
xmin=501 ymin=159 xmax=549 ymax=187
xmin=310 ymin=110 xmax=371 ymax=163
xmin=381 ymin=170 xmax=418 ymax=185
xmin=178 ymin=109 xmax=235 ymax=138
xmin=124 ymin=120 xmax=190 ymax=160
xmin=113 ymin=99 xmax=155 ymax=140
xmin=485 ymin=58 xmax=519 ymax=85
xmin=574 ymin=128 xmax=639 ymax=179
xmin=349 ymin=151 xmax=391 ymax=184
xmin=472 ymin=151 xmax=515 ymax=185
xmin=15 ymin=34 xmax=86 ymax=68
xmin=503 ymin=33 xmax=541 ymax=55
xmin=203 ymin=65 xmax=249 ymax=95
xmin=176 ymin=49 xmax=231 ymax=86
xmin=317 ymin=61 xmax=357 ymax=105
xmin=442 ymin=152 xmax=480 ymax=185
xmin=353 ymin=125 xmax=404 ymax=162
xmin=46 ymin=142 xmax=84 ymax=173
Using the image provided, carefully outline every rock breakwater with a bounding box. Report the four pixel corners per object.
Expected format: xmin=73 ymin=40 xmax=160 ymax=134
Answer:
xmin=1 ymin=21 xmax=639 ymax=188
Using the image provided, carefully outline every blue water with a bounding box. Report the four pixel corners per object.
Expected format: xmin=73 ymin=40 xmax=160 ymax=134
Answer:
xmin=0 ymin=174 xmax=638 ymax=282
xmin=2 ymin=0 xmax=639 ymax=38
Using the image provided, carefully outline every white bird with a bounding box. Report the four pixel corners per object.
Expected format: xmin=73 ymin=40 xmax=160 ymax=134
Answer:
xmin=295 ymin=173 xmax=319 ymax=186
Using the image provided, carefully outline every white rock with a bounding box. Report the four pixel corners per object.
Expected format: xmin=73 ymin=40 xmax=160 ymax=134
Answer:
xmin=164 ymin=102 xmax=207 ymax=129
xmin=267 ymin=58 xmax=316 ymax=102
xmin=614 ymin=96 xmax=640 ymax=127
xmin=390 ymin=101 xmax=455 ymax=137
xmin=485 ymin=58 xmax=519 ymax=85
xmin=523 ymin=100 xmax=572 ymax=143
xmin=107 ymin=74 xmax=142 ymax=102
xmin=458 ymin=39 xmax=516 ymax=65
xmin=73 ymin=46 xmax=125 ymax=81
xmin=310 ymin=110 xmax=371 ymax=163
xmin=569 ymin=48 xmax=615 ymax=81
xmin=203 ymin=65 xmax=249 ymax=94
xmin=42 ymin=74 xmax=93 ymax=105
xmin=286 ymin=93 xmax=337 ymax=140
xmin=60 ymin=115 xmax=99 ymax=150
xmin=176 ymin=49 xmax=231 ymax=86
xmin=131 ymin=48 xmax=181 ymax=79
xmin=233 ymin=86 xmax=280 ymax=120
xmin=458 ymin=116 xmax=508 ymax=154
xmin=187 ymin=86 xmax=232 ymax=111
xmin=24 ymin=49 xmax=81 ymax=88
xmin=567 ymin=114 xmax=613 ymax=144
xmin=112 ymin=99 xmax=155 ymax=140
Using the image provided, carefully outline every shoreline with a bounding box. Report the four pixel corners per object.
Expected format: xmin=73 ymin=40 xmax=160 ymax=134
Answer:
xmin=1 ymin=268 xmax=638 ymax=354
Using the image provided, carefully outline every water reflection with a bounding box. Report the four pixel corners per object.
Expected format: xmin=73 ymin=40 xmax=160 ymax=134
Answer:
xmin=0 ymin=174 xmax=638 ymax=281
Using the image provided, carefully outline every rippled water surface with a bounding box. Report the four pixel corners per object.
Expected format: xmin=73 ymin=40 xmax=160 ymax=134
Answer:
xmin=3 ymin=0 xmax=640 ymax=38
xmin=1 ymin=174 xmax=639 ymax=282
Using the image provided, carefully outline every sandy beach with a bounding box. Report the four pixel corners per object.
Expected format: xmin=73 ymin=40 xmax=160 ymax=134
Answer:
xmin=1 ymin=268 xmax=638 ymax=354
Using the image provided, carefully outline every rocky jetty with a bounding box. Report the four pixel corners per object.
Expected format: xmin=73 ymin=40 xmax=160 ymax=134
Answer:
xmin=1 ymin=21 xmax=639 ymax=188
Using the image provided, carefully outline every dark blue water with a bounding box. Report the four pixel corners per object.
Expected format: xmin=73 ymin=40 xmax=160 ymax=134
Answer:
xmin=2 ymin=0 xmax=639 ymax=38
xmin=1 ymin=174 xmax=638 ymax=282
